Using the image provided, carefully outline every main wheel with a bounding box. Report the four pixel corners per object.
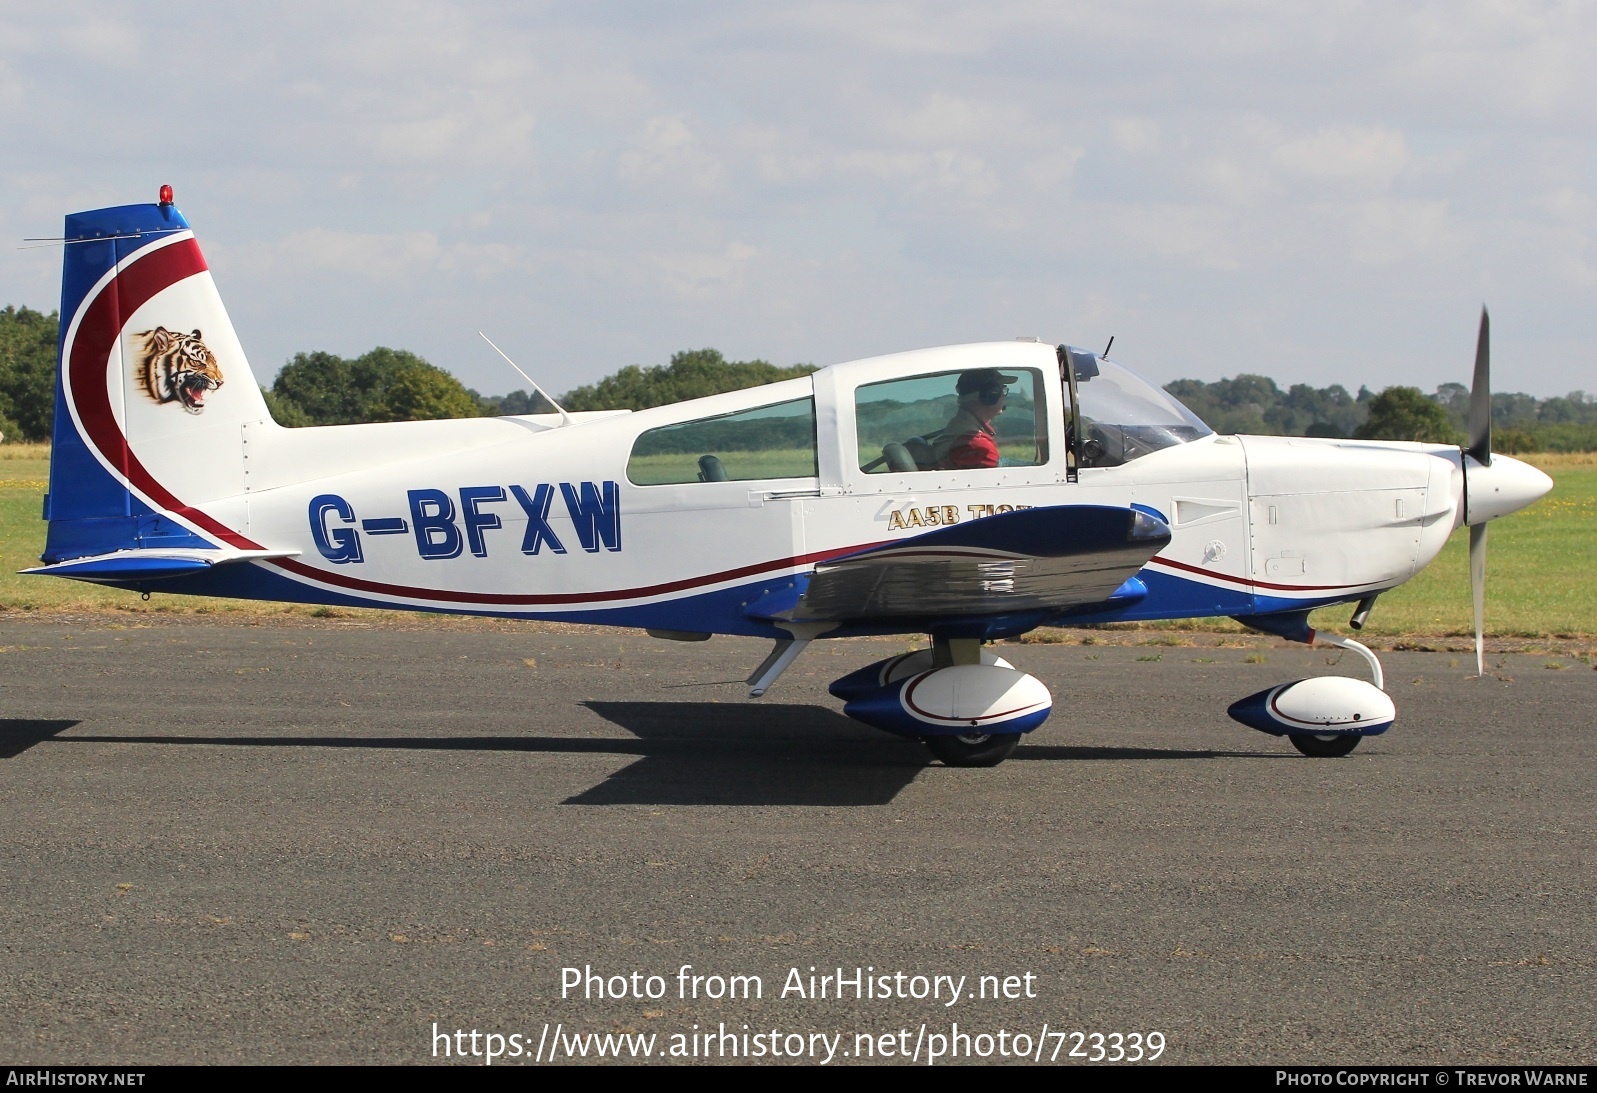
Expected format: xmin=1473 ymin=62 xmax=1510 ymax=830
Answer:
xmin=924 ymin=732 xmax=1022 ymax=767
xmin=1289 ymin=732 xmax=1362 ymax=758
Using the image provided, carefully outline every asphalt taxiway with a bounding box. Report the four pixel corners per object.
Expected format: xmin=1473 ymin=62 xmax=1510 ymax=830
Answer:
xmin=1 ymin=617 xmax=1593 ymax=1065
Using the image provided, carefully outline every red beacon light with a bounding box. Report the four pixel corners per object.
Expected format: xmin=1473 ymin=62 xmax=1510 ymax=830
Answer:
xmin=158 ymin=184 xmax=174 ymax=206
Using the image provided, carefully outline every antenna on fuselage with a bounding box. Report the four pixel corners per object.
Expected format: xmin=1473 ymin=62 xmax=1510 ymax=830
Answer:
xmin=477 ymin=332 xmax=573 ymax=427
xmin=1101 ymin=336 xmax=1115 ymax=358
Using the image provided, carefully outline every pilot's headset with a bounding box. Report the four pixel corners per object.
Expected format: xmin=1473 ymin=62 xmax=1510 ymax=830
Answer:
xmin=957 ymin=369 xmax=1011 ymax=407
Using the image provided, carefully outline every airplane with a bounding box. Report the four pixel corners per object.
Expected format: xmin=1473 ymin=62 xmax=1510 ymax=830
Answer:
xmin=26 ymin=188 xmax=1554 ymax=766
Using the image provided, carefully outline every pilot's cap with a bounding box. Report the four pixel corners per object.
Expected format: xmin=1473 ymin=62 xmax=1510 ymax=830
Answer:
xmin=956 ymin=368 xmax=1018 ymax=395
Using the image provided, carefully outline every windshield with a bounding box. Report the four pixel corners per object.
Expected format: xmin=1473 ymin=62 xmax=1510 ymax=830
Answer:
xmin=1072 ymin=356 xmax=1213 ymax=467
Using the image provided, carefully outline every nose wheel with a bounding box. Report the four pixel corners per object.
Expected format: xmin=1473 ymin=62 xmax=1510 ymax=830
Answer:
xmin=924 ymin=732 xmax=1022 ymax=767
xmin=1229 ymin=619 xmax=1393 ymax=758
xmin=1288 ymin=733 xmax=1362 ymax=758
xmin=1287 ymin=631 xmax=1380 ymax=758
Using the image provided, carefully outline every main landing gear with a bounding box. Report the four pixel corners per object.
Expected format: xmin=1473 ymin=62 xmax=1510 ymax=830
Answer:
xmin=824 ymin=636 xmax=1052 ymax=767
xmin=742 ymin=628 xmax=1049 ymax=767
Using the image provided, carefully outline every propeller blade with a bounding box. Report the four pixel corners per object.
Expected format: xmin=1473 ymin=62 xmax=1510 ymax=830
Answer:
xmin=1468 ymin=308 xmax=1491 ymax=467
xmin=1470 ymin=522 xmax=1487 ymax=677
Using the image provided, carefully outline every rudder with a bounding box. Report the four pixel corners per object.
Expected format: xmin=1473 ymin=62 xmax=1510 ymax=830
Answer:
xmin=43 ymin=188 xmax=272 ymax=564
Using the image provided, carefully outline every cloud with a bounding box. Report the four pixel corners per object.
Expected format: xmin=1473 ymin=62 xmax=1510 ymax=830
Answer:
xmin=1272 ymin=125 xmax=1408 ymax=191
xmin=1343 ymin=198 xmax=1455 ymax=265
xmin=252 ymin=229 xmax=522 ymax=281
xmin=56 ymin=18 xmax=143 ymax=66
xmin=365 ymin=100 xmax=538 ymax=168
xmin=1112 ymin=117 xmax=1161 ymax=156
xmin=892 ymin=93 xmax=1007 ymax=147
xmin=1396 ymin=0 xmax=1597 ymax=121
xmin=0 ymin=59 xmax=21 ymax=115
xmin=2 ymin=2 xmax=1595 ymax=396
xmin=769 ymin=2 xmax=1002 ymax=56
xmin=1113 ymin=203 xmax=1244 ymax=272
xmin=641 ymin=240 xmax=760 ymax=300
xmin=617 ymin=115 xmax=722 ymax=191
xmin=836 ymin=148 xmax=1000 ymax=200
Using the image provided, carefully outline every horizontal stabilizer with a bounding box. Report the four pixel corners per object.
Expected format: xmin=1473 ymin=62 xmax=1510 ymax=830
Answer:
xmin=23 ymin=548 xmax=300 ymax=585
xmin=792 ymin=505 xmax=1169 ymax=622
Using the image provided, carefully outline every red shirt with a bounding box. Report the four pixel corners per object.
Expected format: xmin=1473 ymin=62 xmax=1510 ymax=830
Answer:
xmin=937 ymin=413 xmax=999 ymax=469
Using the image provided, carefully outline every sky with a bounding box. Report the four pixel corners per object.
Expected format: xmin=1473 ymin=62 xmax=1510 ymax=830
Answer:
xmin=2 ymin=1 xmax=1594 ymax=400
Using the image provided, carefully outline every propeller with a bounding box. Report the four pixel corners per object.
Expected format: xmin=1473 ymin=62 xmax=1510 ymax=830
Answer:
xmin=1468 ymin=309 xmax=1490 ymax=678
xmin=1456 ymin=309 xmax=1553 ymax=677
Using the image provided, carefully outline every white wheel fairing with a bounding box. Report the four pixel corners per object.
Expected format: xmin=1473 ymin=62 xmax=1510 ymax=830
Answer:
xmin=840 ymin=664 xmax=1053 ymax=738
xmin=1228 ymin=676 xmax=1395 ymax=737
xmin=882 ymin=648 xmax=1013 ymax=683
xmin=902 ymin=666 xmax=1051 ymax=727
xmin=827 ymin=648 xmax=1014 ymax=701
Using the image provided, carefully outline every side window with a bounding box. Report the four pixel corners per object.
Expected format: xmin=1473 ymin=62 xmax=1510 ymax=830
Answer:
xmin=856 ymin=368 xmax=1047 ymax=473
xmin=627 ymin=397 xmax=818 ymax=485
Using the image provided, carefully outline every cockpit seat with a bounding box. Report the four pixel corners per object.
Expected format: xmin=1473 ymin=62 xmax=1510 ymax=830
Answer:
xmin=901 ymin=436 xmax=936 ymax=470
xmin=697 ymin=454 xmax=729 ymax=482
xmin=880 ymin=442 xmax=919 ymax=473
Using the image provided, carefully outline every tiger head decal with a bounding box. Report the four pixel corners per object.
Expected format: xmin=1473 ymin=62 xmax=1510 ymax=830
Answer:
xmin=136 ymin=327 xmax=224 ymax=414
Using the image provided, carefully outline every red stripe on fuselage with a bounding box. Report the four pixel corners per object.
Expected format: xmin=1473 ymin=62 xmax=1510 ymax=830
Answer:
xmin=267 ymin=540 xmax=886 ymax=607
xmin=1147 ymin=553 xmax=1380 ymax=595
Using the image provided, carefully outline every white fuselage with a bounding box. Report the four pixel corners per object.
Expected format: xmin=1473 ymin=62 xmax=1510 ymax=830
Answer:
xmin=153 ymin=340 xmax=1519 ymax=634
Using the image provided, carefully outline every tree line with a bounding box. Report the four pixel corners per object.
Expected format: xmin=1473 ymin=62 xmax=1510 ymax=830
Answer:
xmin=1167 ymin=374 xmax=1597 ymax=452
xmin=0 ymin=305 xmax=811 ymax=439
xmin=2 ymin=303 xmax=1593 ymax=449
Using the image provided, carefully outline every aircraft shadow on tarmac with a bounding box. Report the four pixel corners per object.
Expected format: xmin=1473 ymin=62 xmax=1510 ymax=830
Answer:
xmin=573 ymin=702 xmax=1277 ymax=805
xmin=570 ymin=701 xmax=923 ymax=805
xmin=3 ymin=707 xmax=1275 ymax=807
xmin=0 ymin=720 xmax=80 ymax=759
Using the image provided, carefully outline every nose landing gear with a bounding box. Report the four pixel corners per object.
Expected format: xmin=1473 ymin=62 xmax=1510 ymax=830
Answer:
xmin=924 ymin=731 xmax=1023 ymax=768
xmin=1287 ymin=732 xmax=1364 ymax=758
xmin=1230 ymin=611 xmax=1394 ymax=758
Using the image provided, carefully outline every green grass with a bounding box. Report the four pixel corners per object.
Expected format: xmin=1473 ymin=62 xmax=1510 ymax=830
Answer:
xmin=1310 ymin=453 xmax=1596 ymax=640
xmin=626 ymin=447 xmax=817 ymax=485
xmin=0 ymin=442 xmax=334 ymax=617
xmin=2 ymin=444 xmax=1590 ymax=637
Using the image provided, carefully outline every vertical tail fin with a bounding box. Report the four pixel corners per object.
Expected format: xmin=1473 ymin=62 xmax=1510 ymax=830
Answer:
xmin=43 ymin=189 xmax=272 ymax=564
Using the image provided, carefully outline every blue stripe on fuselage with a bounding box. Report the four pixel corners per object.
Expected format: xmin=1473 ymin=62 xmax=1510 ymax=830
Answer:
xmin=110 ymin=558 xmax=1354 ymax=637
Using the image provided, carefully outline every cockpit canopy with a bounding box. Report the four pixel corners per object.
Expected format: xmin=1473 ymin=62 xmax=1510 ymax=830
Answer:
xmin=1064 ymin=347 xmax=1213 ymax=467
xmin=619 ymin=340 xmax=1215 ymax=488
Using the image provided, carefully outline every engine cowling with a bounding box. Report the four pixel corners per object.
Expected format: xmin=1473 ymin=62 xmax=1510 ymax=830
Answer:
xmin=840 ymin=663 xmax=1052 ymax=738
xmin=1228 ymin=676 xmax=1395 ymax=737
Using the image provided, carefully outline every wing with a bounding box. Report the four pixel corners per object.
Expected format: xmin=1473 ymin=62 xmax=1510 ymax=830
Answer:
xmin=775 ymin=505 xmax=1170 ymax=623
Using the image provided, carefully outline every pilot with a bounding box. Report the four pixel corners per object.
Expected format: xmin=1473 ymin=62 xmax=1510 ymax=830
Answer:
xmin=930 ymin=368 xmax=1016 ymax=470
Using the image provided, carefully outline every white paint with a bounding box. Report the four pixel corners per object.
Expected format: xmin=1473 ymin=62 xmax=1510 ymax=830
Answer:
xmin=899 ymin=665 xmax=1052 ymax=729
xmin=1266 ymin=677 xmax=1396 ymax=733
